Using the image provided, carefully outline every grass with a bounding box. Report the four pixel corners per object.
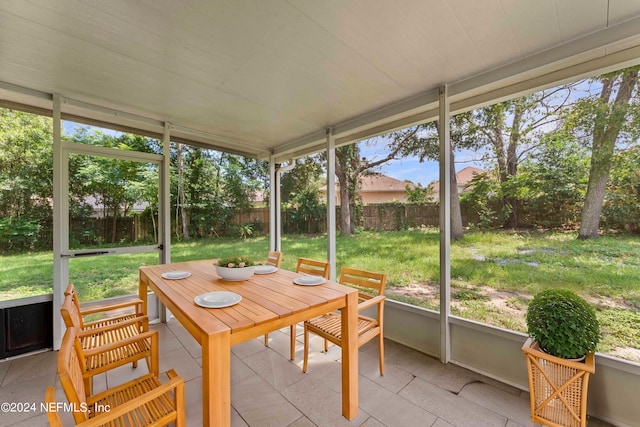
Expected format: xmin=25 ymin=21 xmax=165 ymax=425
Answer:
xmin=1 ymin=229 xmax=639 ymax=360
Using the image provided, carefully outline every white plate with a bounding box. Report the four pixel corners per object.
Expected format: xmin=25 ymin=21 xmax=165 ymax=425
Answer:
xmin=194 ymin=291 xmax=242 ymax=308
xmin=254 ymin=265 xmax=278 ymax=275
xmin=161 ymin=271 xmax=191 ymax=280
xmin=293 ymin=275 xmax=326 ymax=286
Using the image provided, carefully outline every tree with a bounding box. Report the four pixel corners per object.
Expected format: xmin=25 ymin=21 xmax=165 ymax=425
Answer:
xmin=512 ymin=132 xmax=589 ymax=228
xmin=601 ymin=146 xmax=640 ymax=231
xmin=174 ymin=146 xmax=267 ymax=238
xmin=176 ymin=142 xmax=190 ymax=239
xmin=468 ymin=87 xmax=576 ymax=228
xmin=401 ymin=116 xmax=481 ymax=240
xmin=0 ymin=108 xmax=52 ymax=218
xmin=335 ymin=128 xmax=421 ymax=235
xmin=280 ymin=156 xmax=323 ymax=204
xmin=0 ymin=108 xmax=53 ymax=251
xmin=405 ymin=182 xmax=432 ymax=204
xmin=577 ymin=67 xmax=640 ymax=239
xmin=68 ymin=130 xmax=160 ymax=244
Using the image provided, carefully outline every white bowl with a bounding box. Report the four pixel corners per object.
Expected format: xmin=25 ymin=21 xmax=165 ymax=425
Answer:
xmin=215 ymin=265 xmax=255 ymax=281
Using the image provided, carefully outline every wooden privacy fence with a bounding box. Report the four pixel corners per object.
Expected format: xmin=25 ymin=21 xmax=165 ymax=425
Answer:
xmin=232 ymin=203 xmax=465 ymax=233
xmin=68 ymin=203 xmax=477 ymax=246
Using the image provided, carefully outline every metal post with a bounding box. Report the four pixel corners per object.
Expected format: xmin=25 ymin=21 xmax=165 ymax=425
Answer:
xmin=161 ymin=123 xmax=171 ymax=264
xmin=158 ymin=123 xmax=171 ymax=322
xmin=269 ymin=156 xmax=278 ymax=251
xmin=326 ymin=128 xmax=337 ymax=282
xmin=52 ymin=94 xmax=68 ymax=350
xmin=439 ymin=85 xmax=451 ymax=364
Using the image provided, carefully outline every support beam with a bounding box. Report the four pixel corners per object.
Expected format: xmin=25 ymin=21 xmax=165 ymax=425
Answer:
xmin=269 ymin=158 xmax=294 ymax=252
xmin=326 ymin=128 xmax=337 ymax=282
xmin=160 ymin=123 xmax=171 ymax=264
xmin=158 ymin=123 xmax=172 ymax=322
xmin=52 ymin=94 xmax=67 ymax=350
xmin=269 ymin=156 xmax=278 ymax=252
xmin=438 ymin=86 xmax=451 ymax=364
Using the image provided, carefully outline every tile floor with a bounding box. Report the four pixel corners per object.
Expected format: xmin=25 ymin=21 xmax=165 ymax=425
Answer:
xmin=0 ymin=319 xmax=615 ymax=427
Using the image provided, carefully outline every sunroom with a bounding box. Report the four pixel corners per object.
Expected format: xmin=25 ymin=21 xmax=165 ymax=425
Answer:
xmin=1 ymin=1 xmax=639 ymax=426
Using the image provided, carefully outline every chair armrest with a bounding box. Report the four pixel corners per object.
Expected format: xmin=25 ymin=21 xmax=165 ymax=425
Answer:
xmin=79 ymin=298 xmax=143 ymax=316
xmin=81 ymin=372 xmax=184 ymax=427
xmin=78 ymin=315 xmax=149 ymax=337
xmin=357 ymin=295 xmax=386 ymax=311
xmin=82 ymin=330 xmax=157 ymax=357
xmin=82 ymin=313 xmax=147 ymax=330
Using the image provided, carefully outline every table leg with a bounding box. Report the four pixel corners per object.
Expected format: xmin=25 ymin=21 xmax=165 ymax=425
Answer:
xmin=202 ymin=330 xmax=231 ymax=426
xmin=341 ymin=291 xmax=359 ymax=419
xmin=139 ymin=272 xmax=148 ymax=316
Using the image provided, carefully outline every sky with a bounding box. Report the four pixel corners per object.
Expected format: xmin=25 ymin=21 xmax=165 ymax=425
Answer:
xmin=63 ymin=120 xmax=484 ymax=187
xmin=358 ymin=139 xmax=487 ymax=187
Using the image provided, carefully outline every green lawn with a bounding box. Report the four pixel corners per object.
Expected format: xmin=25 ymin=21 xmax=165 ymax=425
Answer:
xmin=1 ymin=229 xmax=639 ymax=360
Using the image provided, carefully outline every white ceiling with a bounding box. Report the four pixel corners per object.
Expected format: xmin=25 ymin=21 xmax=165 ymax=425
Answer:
xmin=2 ymin=0 xmax=640 ymax=161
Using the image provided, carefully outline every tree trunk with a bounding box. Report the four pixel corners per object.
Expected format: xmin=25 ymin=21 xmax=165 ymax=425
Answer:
xmin=177 ymin=143 xmax=190 ymax=240
xmin=505 ymin=105 xmax=523 ymax=228
xmin=111 ymin=205 xmax=118 ymax=243
xmin=335 ymin=155 xmax=352 ymax=235
xmin=579 ymin=69 xmax=639 ymax=239
xmin=449 ymin=147 xmax=464 ymax=240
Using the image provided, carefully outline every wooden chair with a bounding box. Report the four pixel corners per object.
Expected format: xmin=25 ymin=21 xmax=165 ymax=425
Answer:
xmin=60 ymin=294 xmax=158 ymax=395
xmin=45 ymin=326 xmax=185 ymax=427
xmin=286 ymin=258 xmax=330 ymax=360
xmin=296 ymin=257 xmax=330 ymax=278
xmin=263 ymin=257 xmax=330 ymax=359
xmin=64 ymin=283 xmax=146 ymax=332
xmin=266 ymin=251 xmax=283 ymax=267
xmin=303 ymin=267 xmax=386 ymax=375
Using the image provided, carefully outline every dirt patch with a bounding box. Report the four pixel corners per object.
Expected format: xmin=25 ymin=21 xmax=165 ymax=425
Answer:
xmin=610 ymin=347 xmax=640 ymax=362
xmin=387 ymin=282 xmax=529 ymax=306
xmin=386 ymin=282 xmax=634 ymax=334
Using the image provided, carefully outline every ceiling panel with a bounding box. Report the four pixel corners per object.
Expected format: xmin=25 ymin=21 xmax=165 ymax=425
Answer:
xmin=1 ymin=0 xmax=639 ymax=160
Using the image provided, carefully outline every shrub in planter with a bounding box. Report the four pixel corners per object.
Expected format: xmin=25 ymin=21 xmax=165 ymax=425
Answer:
xmin=526 ymin=288 xmax=600 ymax=359
xmin=523 ymin=289 xmax=601 ymax=427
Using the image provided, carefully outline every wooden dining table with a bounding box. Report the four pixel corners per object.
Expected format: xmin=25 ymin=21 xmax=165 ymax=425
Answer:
xmin=139 ymin=259 xmax=359 ymax=426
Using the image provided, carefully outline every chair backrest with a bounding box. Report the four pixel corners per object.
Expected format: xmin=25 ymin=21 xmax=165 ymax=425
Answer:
xmin=60 ymin=293 xmax=84 ymax=329
xmin=64 ymin=282 xmax=75 ymax=297
xmin=296 ymin=257 xmax=330 ymax=279
xmin=267 ymin=251 xmax=282 ymax=267
xmin=339 ymin=267 xmax=386 ymax=300
xmin=64 ymin=283 xmax=83 ymax=314
xmin=57 ymin=326 xmax=90 ymax=424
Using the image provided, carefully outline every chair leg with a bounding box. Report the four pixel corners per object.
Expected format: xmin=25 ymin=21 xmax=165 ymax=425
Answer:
xmin=168 ymin=370 xmax=186 ymax=427
xmin=84 ymin=376 xmax=92 ymax=396
xmin=151 ymin=334 xmax=159 ymax=377
xmin=302 ymin=324 xmax=309 ymax=373
xmin=324 ymin=338 xmax=328 ymax=353
xmin=264 ymin=333 xmax=269 ymax=346
xmin=290 ymin=325 xmax=296 ymax=360
xmin=379 ymin=333 xmax=385 ymax=376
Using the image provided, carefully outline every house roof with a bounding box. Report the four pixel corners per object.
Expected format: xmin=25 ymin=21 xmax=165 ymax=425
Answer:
xmin=430 ymin=166 xmax=488 ymax=194
xmin=1 ymin=2 xmax=640 ymax=162
xmin=358 ymin=174 xmax=416 ymax=193
xmin=453 ymin=166 xmax=488 ymax=186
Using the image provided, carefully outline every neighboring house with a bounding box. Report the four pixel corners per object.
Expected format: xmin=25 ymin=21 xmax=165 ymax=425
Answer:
xmin=321 ymin=173 xmax=418 ymax=205
xmin=429 ymin=166 xmax=488 ymax=200
xmin=82 ymin=195 xmax=148 ymax=218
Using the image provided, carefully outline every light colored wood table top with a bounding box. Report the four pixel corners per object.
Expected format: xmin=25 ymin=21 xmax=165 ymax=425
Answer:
xmin=139 ymin=259 xmax=359 ymax=426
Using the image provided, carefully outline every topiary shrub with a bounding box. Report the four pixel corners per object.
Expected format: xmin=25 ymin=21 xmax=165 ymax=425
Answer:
xmin=526 ymin=289 xmax=600 ymax=359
